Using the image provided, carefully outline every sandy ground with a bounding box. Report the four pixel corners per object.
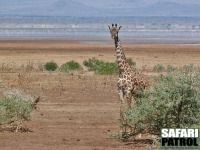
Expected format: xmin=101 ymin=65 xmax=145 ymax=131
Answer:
xmin=0 ymin=40 xmax=200 ymax=150
xmin=1 ymin=40 xmax=200 ymax=69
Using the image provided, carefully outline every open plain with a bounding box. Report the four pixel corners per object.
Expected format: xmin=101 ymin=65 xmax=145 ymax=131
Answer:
xmin=0 ymin=40 xmax=200 ymax=149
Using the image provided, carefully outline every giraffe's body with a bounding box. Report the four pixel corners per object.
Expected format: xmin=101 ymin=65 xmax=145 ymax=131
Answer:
xmin=109 ymin=24 xmax=148 ymax=107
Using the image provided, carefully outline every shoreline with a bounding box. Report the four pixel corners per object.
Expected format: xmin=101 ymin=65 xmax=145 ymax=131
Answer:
xmin=0 ymin=34 xmax=200 ymax=44
xmin=1 ymin=39 xmax=200 ymax=47
xmin=0 ymin=39 xmax=200 ymax=45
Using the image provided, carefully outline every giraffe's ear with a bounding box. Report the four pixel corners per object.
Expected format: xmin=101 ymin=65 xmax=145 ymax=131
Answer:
xmin=119 ymin=26 xmax=122 ymax=30
xmin=108 ymin=26 xmax=111 ymax=30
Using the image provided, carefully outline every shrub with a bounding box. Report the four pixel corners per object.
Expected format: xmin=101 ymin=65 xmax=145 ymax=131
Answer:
xmin=25 ymin=60 xmax=34 ymax=71
xmin=167 ymin=64 xmax=176 ymax=72
xmin=0 ymin=89 xmax=34 ymax=127
xmin=96 ymin=62 xmax=118 ymax=75
xmin=83 ymin=57 xmax=102 ymax=69
xmin=37 ymin=62 xmax=44 ymax=71
xmin=182 ymin=64 xmax=196 ymax=72
xmin=60 ymin=60 xmax=81 ymax=72
xmin=44 ymin=61 xmax=58 ymax=71
xmin=127 ymin=58 xmax=136 ymax=70
xmin=121 ymin=68 xmax=200 ymax=138
xmin=83 ymin=58 xmax=118 ymax=75
xmin=153 ymin=64 xmax=165 ymax=72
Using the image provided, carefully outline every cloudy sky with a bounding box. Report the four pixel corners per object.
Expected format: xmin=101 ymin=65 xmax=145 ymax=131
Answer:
xmin=0 ymin=0 xmax=200 ymax=16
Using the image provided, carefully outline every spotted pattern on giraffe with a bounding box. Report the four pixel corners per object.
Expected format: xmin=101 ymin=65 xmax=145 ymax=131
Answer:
xmin=108 ymin=24 xmax=148 ymax=107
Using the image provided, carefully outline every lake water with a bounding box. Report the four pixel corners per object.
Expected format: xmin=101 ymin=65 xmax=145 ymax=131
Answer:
xmin=0 ymin=16 xmax=200 ymax=44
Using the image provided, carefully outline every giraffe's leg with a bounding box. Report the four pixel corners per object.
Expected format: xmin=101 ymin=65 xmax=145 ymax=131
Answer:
xmin=119 ymin=90 xmax=133 ymax=136
xmin=119 ymin=89 xmax=125 ymax=104
xmin=125 ymin=90 xmax=135 ymax=135
xmin=118 ymin=88 xmax=128 ymax=135
xmin=131 ymin=95 xmax=135 ymax=105
xmin=126 ymin=91 xmax=132 ymax=108
xmin=118 ymin=88 xmax=125 ymax=121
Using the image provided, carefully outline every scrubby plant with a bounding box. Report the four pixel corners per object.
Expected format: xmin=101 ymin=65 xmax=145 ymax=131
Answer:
xmin=120 ymin=67 xmax=200 ymax=138
xmin=0 ymin=89 xmax=34 ymax=127
xmin=83 ymin=57 xmax=137 ymax=75
xmin=167 ymin=64 xmax=176 ymax=72
xmin=83 ymin=57 xmax=102 ymax=70
xmin=83 ymin=57 xmax=118 ymax=75
xmin=127 ymin=58 xmax=136 ymax=70
xmin=182 ymin=64 xmax=196 ymax=72
xmin=25 ymin=60 xmax=34 ymax=71
xmin=96 ymin=62 xmax=118 ymax=75
xmin=153 ymin=64 xmax=165 ymax=72
xmin=60 ymin=60 xmax=81 ymax=72
xmin=37 ymin=62 xmax=44 ymax=71
xmin=44 ymin=61 xmax=58 ymax=71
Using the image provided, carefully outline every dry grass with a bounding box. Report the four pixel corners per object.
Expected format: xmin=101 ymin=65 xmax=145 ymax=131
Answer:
xmin=0 ymin=61 xmax=44 ymax=73
xmin=0 ymin=69 xmax=118 ymax=96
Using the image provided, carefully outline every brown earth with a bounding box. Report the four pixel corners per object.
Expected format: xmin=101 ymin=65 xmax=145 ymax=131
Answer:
xmin=0 ymin=40 xmax=200 ymax=150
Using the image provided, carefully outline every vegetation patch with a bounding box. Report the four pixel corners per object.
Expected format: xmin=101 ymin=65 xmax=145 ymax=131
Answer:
xmin=83 ymin=57 xmax=136 ymax=75
xmin=153 ymin=64 xmax=165 ymax=72
xmin=166 ymin=64 xmax=176 ymax=72
xmin=127 ymin=58 xmax=136 ymax=70
xmin=83 ymin=57 xmax=119 ymax=75
xmin=0 ymin=89 xmax=34 ymax=129
xmin=60 ymin=60 xmax=82 ymax=72
xmin=119 ymin=67 xmax=200 ymax=140
xmin=44 ymin=61 xmax=58 ymax=71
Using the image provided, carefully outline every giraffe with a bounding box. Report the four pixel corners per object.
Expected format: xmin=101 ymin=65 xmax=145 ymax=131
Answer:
xmin=108 ymin=24 xmax=148 ymax=108
xmin=108 ymin=24 xmax=148 ymax=136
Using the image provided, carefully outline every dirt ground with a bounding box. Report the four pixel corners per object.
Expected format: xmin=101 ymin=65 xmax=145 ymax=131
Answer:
xmin=0 ymin=40 xmax=200 ymax=150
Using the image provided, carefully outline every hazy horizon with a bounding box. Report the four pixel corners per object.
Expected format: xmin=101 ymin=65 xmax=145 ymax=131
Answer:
xmin=0 ymin=16 xmax=200 ymax=44
xmin=0 ymin=0 xmax=200 ymax=17
xmin=1 ymin=1 xmax=200 ymax=43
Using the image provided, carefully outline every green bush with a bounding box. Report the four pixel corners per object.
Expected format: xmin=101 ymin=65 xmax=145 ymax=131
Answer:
xmin=83 ymin=57 xmax=103 ymax=69
xmin=121 ymin=68 xmax=200 ymax=138
xmin=167 ymin=64 xmax=176 ymax=72
xmin=83 ymin=58 xmax=119 ymax=75
xmin=153 ymin=64 xmax=165 ymax=72
xmin=83 ymin=57 xmax=137 ymax=75
xmin=127 ymin=58 xmax=136 ymax=70
xmin=0 ymin=90 xmax=34 ymax=127
xmin=60 ymin=60 xmax=81 ymax=72
xmin=96 ymin=62 xmax=118 ymax=75
xmin=44 ymin=61 xmax=58 ymax=71
xmin=182 ymin=64 xmax=196 ymax=72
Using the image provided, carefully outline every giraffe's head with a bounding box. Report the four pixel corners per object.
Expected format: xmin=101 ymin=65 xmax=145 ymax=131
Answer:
xmin=108 ymin=24 xmax=122 ymax=39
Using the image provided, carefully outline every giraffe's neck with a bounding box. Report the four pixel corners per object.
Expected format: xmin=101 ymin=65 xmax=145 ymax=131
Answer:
xmin=114 ymin=36 xmax=127 ymax=72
